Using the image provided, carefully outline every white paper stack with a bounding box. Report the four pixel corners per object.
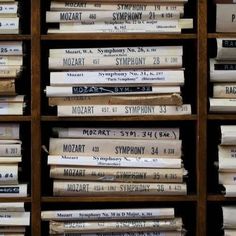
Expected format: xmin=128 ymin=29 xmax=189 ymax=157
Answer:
xmin=216 ymin=3 xmax=236 ymax=33
xmin=0 ymin=41 xmax=25 ymax=115
xmin=218 ymin=125 xmax=236 ymax=197
xmin=47 ymin=126 xmax=187 ymax=196
xmin=0 ymin=0 xmax=19 ymax=34
xmin=46 ymin=1 xmax=192 ymax=34
xmin=42 ymin=207 xmax=184 ymax=235
xmin=46 ymin=45 xmax=191 ymax=117
xmin=222 ymin=206 xmax=236 ymax=235
xmin=0 ymin=202 xmax=30 ymax=235
xmin=210 ymin=38 xmax=236 ymax=113
xmin=0 ymin=124 xmax=27 ymax=197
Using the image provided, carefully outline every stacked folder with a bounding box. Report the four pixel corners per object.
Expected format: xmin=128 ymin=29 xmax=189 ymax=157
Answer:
xmin=46 ymin=0 xmax=193 ymax=34
xmin=0 ymin=202 xmax=30 ymax=235
xmin=0 ymin=0 xmax=19 ymax=34
xmin=222 ymin=206 xmax=236 ymax=235
xmin=42 ymin=207 xmax=184 ymax=235
xmin=215 ymin=125 xmax=236 ymax=197
xmin=0 ymin=41 xmax=25 ymax=115
xmin=0 ymin=123 xmax=27 ymax=197
xmin=47 ymin=127 xmax=187 ymax=196
xmin=46 ymin=45 xmax=191 ymax=117
xmin=210 ymin=38 xmax=236 ymax=113
xmin=216 ymin=0 xmax=236 ymax=32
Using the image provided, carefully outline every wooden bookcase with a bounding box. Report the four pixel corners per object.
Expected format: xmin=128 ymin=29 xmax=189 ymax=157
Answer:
xmin=3 ymin=0 xmax=235 ymax=235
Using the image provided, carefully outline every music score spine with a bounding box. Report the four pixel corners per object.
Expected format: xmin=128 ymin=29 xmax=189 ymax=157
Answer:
xmin=50 ymin=70 xmax=185 ymax=86
xmin=57 ymin=104 xmax=191 ymax=117
xmin=50 ymin=2 xmax=185 ymax=12
xmin=53 ymin=127 xmax=180 ymax=140
xmin=49 ymin=56 xmax=182 ymax=70
xmin=41 ymin=208 xmax=175 ymax=221
xmin=49 ymin=46 xmax=183 ymax=57
xmin=48 ymin=94 xmax=183 ymax=106
xmin=45 ymin=86 xmax=181 ymax=97
xmin=49 ymin=138 xmax=182 ymax=158
xmin=46 ymin=11 xmax=181 ymax=23
xmin=53 ymin=181 xmax=187 ymax=196
xmin=47 ymin=155 xmax=182 ymax=169
xmin=0 ymin=123 xmax=19 ymax=140
xmin=49 ymin=218 xmax=183 ymax=234
xmin=48 ymin=232 xmax=183 ymax=236
xmin=50 ymin=166 xmax=186 ymax=183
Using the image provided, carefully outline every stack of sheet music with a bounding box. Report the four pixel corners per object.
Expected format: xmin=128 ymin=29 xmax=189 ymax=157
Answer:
xmin=47 ymin=127 xmax=187 ymax=196
xmin=46 ymin=45 xmax=191 ymax=117
xmin=210 ymin=38 xmax=236 ymax=113
xmin=0 ymin=0 xmax=19 ymax=34
xmin=0 ymin=123 xmax=27 ymax=197
xmin=0 ymin=41 xmax=25 ymax=115
xmin=215 ymin=125 xmax=236 ymax=197
xmin=222 ymin=206 xmax=236 ymax=235
xmin=216 ymin=0 xmax=236 ymax=32
xmin=46 ymin=0 xmax=193 ymax=34
xmin=0 ymin=202 xmax=30 ymax=235
xmin=42 ymin=207 xmax=184 ymax=235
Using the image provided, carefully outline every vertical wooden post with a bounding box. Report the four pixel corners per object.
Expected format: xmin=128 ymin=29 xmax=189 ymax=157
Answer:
xmin=197 ymin=0 xmax=208 ymax=235
xmin=31 ymin=0 xmax=41 ymax=234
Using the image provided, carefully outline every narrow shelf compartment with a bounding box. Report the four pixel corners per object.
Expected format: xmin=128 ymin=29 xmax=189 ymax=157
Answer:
xmin=0 ymin=197 xmax=31 ymax=202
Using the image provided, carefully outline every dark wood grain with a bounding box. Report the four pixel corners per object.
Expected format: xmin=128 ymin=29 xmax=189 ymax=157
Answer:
xmin=208 ymin=33 xmax=236 ymax=38
xmin=0 ymin=116 xmax=31 ymax=121
xmin=31 ymin=0 xmax=41 ymax=234
xmin=41 ymin=33 xmax=197 ymax=41
xmin=197 ymin=0 xmax=207 ymax=235
xmin=208 ymin=114 xmax=236 ymax=120
xmin=208 ymin=195 xmax=236 ymax=201
xmin=42 ymin=195 xmax=198 ymax=203
xmin=0 ymin=197 xmax=31 ymax=202
xmin=0 ymin=35 xmax=31 ymax=40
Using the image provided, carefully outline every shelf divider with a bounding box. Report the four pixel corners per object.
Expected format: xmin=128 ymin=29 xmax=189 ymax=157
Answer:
xmin=197 ymin=0 xmax=208 ymax=235
xmin=31 ymin=0 xmax=42 ymax=234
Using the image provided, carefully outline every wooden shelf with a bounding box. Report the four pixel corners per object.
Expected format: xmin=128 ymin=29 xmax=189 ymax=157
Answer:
xmin=41 ymin=115 xmax=197 ymax=122
xmin=208 ymin=33 xmax=236 ymax=38
xmin=42 ymin=195 xmax=198 ymax=203
xmin=0 ymin=116 xmax=31 ymax=121
xmin=0 ymin=35 xmax=31 ymax=40
xmin=208 ymin=114 xmax=236 ymax=120
xmin=0 ymin=197 xmax=31 ymax=202
xmin=41 ymin=33 xmax=197 ymax=41
xmin=208 ymin=195 xmax=236 ymax=202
